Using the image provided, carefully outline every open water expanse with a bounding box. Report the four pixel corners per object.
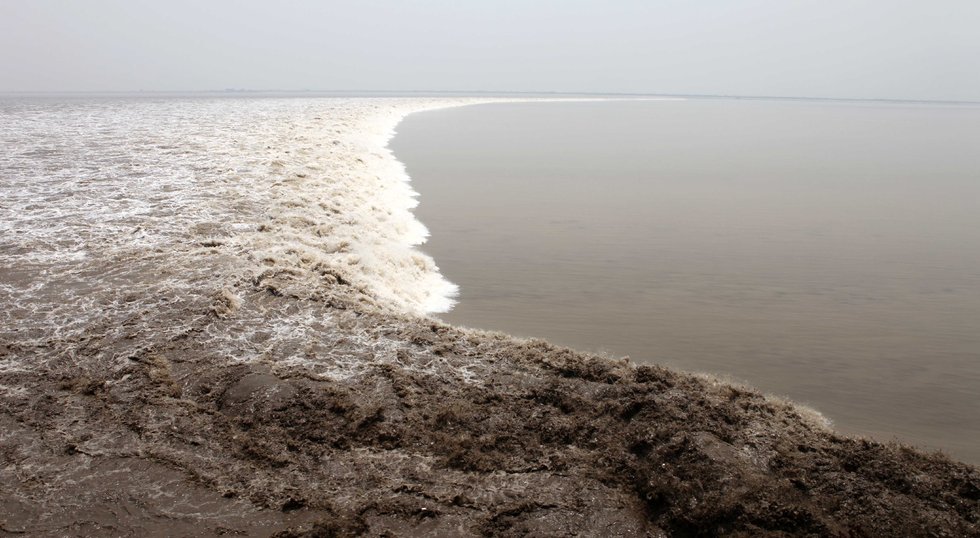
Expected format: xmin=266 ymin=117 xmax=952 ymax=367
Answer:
xmin=392 ymin=99 xmax=980 ymax=463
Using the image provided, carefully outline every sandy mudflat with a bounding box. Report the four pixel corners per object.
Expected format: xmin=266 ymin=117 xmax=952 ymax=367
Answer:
xmin=0 ymin=97 xmax=977 ymax=536
xmin=1 ymin=293 xmax=978 ymax=536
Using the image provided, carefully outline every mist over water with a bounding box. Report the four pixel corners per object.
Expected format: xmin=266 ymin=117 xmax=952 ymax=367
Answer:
xmin=392 ymin=100 xmax=980 ymax=463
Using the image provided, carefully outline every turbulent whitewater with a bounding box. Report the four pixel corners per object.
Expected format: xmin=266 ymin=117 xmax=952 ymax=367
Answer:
xmin=0 ymin=97 xmax=489 ymax=378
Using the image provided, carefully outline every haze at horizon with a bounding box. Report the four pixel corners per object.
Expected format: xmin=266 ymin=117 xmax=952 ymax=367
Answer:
xmin=2 ymin=0 xmax=979 ymax=102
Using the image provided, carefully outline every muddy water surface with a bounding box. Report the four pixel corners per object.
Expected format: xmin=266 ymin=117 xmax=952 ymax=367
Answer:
xmin=393 ymin=99 xmax=980 ymax=463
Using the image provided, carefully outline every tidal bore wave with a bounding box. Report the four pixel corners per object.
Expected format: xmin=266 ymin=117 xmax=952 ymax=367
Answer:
xmin=0 ymin=97 xmax=491 ymax=382
xmin=0 ymin=96 xmax=975 ymax=536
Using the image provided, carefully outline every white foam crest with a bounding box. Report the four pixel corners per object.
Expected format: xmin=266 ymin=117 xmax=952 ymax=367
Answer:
xmin=1 ymin=95 xmax=663 ymax=372
xmin=233 ymin=98 xmax=506 ymax=316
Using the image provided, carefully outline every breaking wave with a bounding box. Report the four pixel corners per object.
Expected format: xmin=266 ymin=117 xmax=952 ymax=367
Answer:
xmin=0 ymin=96 xmax=502 ymax=374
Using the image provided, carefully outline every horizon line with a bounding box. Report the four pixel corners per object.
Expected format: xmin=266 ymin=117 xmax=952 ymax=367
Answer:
xmin=1 ymin=88 xmax=978 ymax=106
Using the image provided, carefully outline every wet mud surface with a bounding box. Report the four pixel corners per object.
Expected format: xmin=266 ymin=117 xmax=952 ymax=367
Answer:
xmin=1 ymin=285 xmax=977 ymax=537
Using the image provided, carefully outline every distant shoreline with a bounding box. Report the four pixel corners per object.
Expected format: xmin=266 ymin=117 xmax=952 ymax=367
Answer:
xmin=2 ymin=89 xmax=979 ymax=106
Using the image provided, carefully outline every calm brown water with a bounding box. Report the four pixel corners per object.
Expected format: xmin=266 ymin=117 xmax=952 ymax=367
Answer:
xmin=392 ymin=99 xmax=980 ymax=464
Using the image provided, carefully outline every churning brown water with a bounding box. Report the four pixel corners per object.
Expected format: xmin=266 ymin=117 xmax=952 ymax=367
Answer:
xmin=392 ymin=99 xmax=980 ymax=463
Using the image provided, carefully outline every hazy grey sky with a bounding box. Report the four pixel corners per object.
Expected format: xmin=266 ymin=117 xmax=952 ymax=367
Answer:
xmin=2 ymin=0 xmax=978 ymax=100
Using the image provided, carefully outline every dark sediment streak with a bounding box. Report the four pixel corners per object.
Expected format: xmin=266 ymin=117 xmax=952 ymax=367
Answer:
xmin=1 ymin=281 xmax=977 ymax=537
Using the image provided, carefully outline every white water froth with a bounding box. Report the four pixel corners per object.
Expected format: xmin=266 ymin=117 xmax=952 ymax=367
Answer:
xmin=0 ymin=98 xmax=472 ymax=355
xmin=235 ymin=98 xmax=469 ymax=316
xmin=0 ymin=95 xmax=648 ymax=373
